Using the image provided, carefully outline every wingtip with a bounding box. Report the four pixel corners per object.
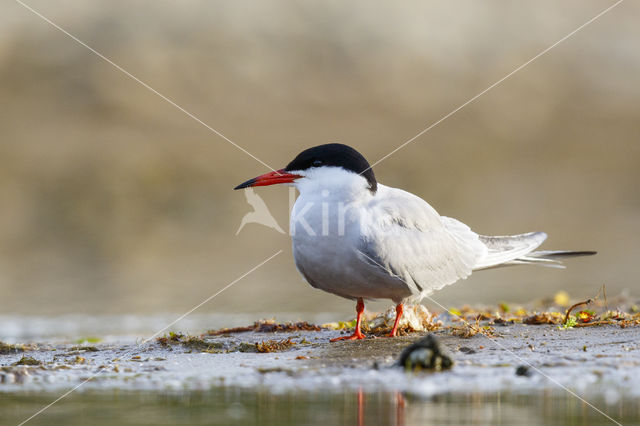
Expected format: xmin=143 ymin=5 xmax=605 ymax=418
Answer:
xmin=563 ymin=250 xmax=598 ymax=257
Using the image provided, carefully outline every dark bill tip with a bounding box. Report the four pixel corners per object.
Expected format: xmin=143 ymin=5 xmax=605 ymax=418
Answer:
xmin=234 ymin=178 xmax=257 ymax=190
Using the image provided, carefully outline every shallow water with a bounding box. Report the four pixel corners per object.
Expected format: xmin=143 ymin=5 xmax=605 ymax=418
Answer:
xmin=3 ymin=388 xmax=638 ymax=426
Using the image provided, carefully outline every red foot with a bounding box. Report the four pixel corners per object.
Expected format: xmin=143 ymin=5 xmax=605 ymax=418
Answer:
xmin=330 ymin=330 xmax=366 ymax=342
xmin=379 ymin=333 xmax=399 ymax=339
xmin=331 ymin=297 xmax=366 ymax=342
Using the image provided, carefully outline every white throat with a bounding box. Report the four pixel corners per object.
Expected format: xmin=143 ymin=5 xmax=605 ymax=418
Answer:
xmin=290 ymin=166 xmax=373 ymax=201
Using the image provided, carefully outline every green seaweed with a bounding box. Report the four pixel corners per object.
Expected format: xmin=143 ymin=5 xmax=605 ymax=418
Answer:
xmin=560 ymin=316 xmax=578 ymax=329
xmin=13 ymin=356 xmax=42 ymax=366
xmin=74 ymin=337 xmax=102 ymax=344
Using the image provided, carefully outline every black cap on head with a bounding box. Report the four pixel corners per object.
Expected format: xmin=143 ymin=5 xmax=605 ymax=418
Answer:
xmin=284 ymin=143 xmax=377 ymax=193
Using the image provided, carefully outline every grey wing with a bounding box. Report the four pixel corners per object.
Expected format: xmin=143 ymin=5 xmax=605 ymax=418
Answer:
xmin=356 ymin=186 xmax=486 ymax=298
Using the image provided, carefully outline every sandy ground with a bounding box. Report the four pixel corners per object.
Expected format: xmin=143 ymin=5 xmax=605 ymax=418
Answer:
xmin=1 ymin=323 xmax=639 ymax=406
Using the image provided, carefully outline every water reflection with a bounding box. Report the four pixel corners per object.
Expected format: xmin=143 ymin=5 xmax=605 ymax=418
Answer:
xmin=2 ymin=388 xmax=637 ymax=426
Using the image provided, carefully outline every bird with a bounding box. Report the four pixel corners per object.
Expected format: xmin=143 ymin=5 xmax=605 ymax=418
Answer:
xmin=236 ymin=187 xmax=285 ymax=235
xmin=234 ymin=143 xmax=595 ymax=341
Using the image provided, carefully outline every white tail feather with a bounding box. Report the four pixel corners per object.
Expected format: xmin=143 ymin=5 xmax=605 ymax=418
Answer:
xmin=474 ymin=233 xmax=595 ymax=270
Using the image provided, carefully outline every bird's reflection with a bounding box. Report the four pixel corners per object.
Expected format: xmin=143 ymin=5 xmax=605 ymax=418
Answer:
xmin=356 ymin=388 xmax=406 ymax=426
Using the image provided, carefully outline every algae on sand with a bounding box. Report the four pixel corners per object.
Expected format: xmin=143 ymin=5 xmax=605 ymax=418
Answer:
xmin=0 ymin=341 xmax=32 ymax=354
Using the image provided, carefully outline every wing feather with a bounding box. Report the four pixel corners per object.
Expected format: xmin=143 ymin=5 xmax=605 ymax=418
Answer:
xmin=357 ymin=185 xmax=485 ymax=298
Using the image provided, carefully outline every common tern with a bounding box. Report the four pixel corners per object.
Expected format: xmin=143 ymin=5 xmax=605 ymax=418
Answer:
xmin=235 ymin=143 xmax=595 ymax=341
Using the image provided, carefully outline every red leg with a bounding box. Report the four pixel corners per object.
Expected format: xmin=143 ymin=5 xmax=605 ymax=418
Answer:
xmin=331 ymin=298 xmax=366 ymax=342
xmin=388 ymin=303 xmax=404 ymax=337
xmin=357 ymin=387 xmax=364 ymax=426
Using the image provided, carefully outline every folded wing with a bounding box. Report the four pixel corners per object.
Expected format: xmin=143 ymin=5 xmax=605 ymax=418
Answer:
xmin=357 ymin=186 xmax=486 ymax=297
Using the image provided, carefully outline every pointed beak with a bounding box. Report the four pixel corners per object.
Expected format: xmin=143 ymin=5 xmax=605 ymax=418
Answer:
xmin=234 ymin=168 xmax=302 ymax=190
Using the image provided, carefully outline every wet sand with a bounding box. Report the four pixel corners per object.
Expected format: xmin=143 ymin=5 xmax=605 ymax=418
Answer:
xmin=2 ymin=324 xmax=638 ymax=401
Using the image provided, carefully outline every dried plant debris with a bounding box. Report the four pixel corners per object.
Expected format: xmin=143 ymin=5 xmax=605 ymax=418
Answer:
xmin=320 ymin=290 xmax=638 ymax=340
xmin=556 ymin=289 xmax=640 ymax=329
xmin=563 ymin=299 xmax=594 ymax=325
xmin=523 ymin=312 xmax=563 ymax=325
xmin=367 ymin=304 xmax=441 ymax=336
xmin=69 ymin=346 xmax=100 ymax=352
xmin=450 ymin=320 xmax=497 ymax=338
xmin=0 ymin=342 xmax=36 ymax=354
xmin=236 ymin=339 xmax=296 ymax=353
xmin=443 ymin=289 xmax=639 ymax=331
xmin=206 ymin=320 xmax=324 ymax=336
xmin=156 ymin=332 xmax=297 ymax=354
xmin=255 ymin=339 xmax=295 ymax=353
xmin=156 ymin=290 xmax=637 ymax=350
xmin=237 ymin=343 xmax=259 ymax=353
xmin=324 ymin=304 xmax=441 ymax=336
xmin=398 ymin=334 xmax=453 ymax=372
xmin=448 ymin=305 xmax=501 ymax=322
xmin=71 ymin=356 xmax=86 ymax=364
xmin=256 ymin=367 xmax=294 ymax=374
xmin=157 ymin=332 xmax=224 ymax=353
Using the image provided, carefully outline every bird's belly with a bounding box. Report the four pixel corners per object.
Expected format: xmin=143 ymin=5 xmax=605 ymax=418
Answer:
xmin=292 ymin=234 xmax=412 ymax=301
xmin=289 ymin=195 xmax=413 ymax=302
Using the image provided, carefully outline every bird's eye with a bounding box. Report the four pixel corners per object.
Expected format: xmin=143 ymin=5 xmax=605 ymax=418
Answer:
xmin=312 ymin=160 xmax=322 ymax=167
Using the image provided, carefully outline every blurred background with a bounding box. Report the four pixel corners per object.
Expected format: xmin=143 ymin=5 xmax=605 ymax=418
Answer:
xmin=1 ymin=0 xmax=638 ymax=318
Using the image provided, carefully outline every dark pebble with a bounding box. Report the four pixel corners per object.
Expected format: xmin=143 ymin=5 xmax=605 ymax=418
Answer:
xmin=515 ymin=365 xmax=533 ymax=377
xmin=398 ymin=334 xmax=454 ymax=371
